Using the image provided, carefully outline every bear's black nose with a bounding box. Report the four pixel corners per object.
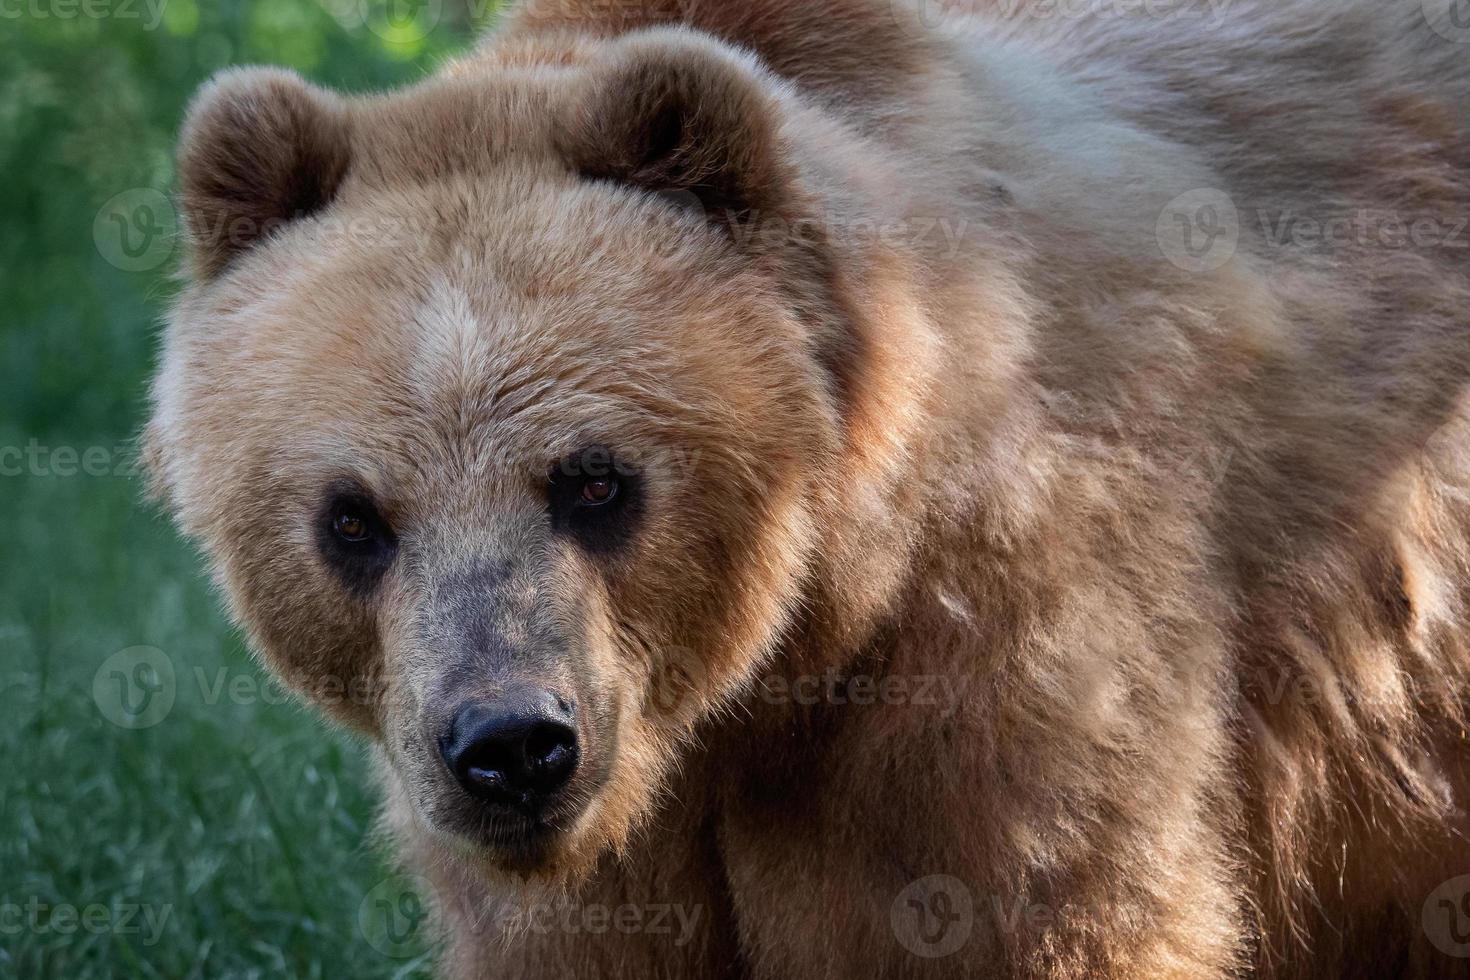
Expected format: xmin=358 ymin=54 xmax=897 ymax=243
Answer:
xmin=438 ymin=690 xmax=579 ymax=810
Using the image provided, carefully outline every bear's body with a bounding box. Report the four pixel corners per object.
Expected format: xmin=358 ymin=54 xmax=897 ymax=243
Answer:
xmin=149 ymin=0 xmax=1470 ymax=976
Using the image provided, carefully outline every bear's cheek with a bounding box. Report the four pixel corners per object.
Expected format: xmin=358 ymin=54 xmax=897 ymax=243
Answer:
xmin=208 ymin=499 xmax=391 ymax=734
xmin=596 ymin=493 xmax=807 ymax=729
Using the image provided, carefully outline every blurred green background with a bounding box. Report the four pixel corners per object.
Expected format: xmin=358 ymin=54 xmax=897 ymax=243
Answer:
xmin=1 ymin=2 xmax=499 ymax=976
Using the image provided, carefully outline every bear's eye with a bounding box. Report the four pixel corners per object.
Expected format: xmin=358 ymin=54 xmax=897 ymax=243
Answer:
xmin=580 ymin=476 xmax=618 ymax=506
xmin=317 ymin=488 xmax=397 ymax=596
xmin=548 ymin=447 xmax=641 ymax=553
xmin=333 ymin=510 xmax=371 ymax=542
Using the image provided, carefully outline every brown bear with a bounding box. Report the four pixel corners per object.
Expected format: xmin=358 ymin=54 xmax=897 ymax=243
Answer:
xmin=145 ymin=0 xmax=1470 ymax=976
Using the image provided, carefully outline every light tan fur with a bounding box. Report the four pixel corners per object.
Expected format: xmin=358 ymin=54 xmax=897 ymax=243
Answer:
xmin=147 ymin=0 xmax=1470 ymax=976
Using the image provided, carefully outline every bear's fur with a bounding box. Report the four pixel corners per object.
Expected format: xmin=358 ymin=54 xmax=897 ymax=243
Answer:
xmin=147 ymin=0 xmax=1470 ymax=976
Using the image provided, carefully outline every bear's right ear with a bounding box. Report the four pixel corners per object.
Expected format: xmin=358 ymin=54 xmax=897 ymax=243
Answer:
xmin=177 ymin=67 xmax=351 ymax=280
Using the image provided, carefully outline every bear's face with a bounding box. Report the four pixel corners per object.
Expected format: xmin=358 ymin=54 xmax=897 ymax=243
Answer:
xmin=146 ymin=35 xmax=869 ymax=876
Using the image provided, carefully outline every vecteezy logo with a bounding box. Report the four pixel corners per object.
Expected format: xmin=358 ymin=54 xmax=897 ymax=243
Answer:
xmin=1424 ymin=0 xmax=1470 ymax=43
xmin=891 ymin=874 xmax=974 ymax=958
xmin=359 ymin=873 xmax=433 ymax=958
xmin=363 ymin=0 xmax=442 ymax=43
xmin=93 ymin=646 xmax=177 ymax=730
xmin=887 ymin=0 xmax=978 ymax=42
xmin=1156 ymin=188 xmax=1240 ymax=274
xmin=93 ymin=189 xmax=176 ymax=273
xmin=652 ymin=188 xmax=707 ymax=220
xmin=1425 ymin=875 xmax=1470 ymax=957
xmin=646 ymin=646 xmax=708 ymax=728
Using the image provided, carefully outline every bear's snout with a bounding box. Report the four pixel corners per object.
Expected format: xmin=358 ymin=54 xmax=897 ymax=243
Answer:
xmin=437 ymin=687 xmax=581 ymax=818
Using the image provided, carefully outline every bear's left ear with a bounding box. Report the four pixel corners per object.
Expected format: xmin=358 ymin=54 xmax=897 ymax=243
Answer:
xmin=177 ymin=66 xmax=352 ymax=280
xmin=559 ymin=32 xmax=797 ymax=224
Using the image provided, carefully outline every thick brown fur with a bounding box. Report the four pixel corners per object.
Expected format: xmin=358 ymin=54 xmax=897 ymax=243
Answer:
xmin=147 ymin=0 xmax=1470 ymax=976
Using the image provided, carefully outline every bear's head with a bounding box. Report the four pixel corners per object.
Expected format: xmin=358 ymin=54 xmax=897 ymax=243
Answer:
xmin=146 ymin=29 xmax=935 ymax=880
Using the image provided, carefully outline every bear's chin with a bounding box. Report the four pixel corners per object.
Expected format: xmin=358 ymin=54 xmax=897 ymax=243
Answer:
xmin=409 ymin=788 xmax=640 ymax=888
xmin=444 ymin=827 xmax=580 ymax=881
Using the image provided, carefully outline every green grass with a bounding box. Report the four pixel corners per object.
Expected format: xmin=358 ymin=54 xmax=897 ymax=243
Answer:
xmin=2 ymin=475 xmax=435 ymax=978
xmin=0 ymin=3 xmax=500 ymax=976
